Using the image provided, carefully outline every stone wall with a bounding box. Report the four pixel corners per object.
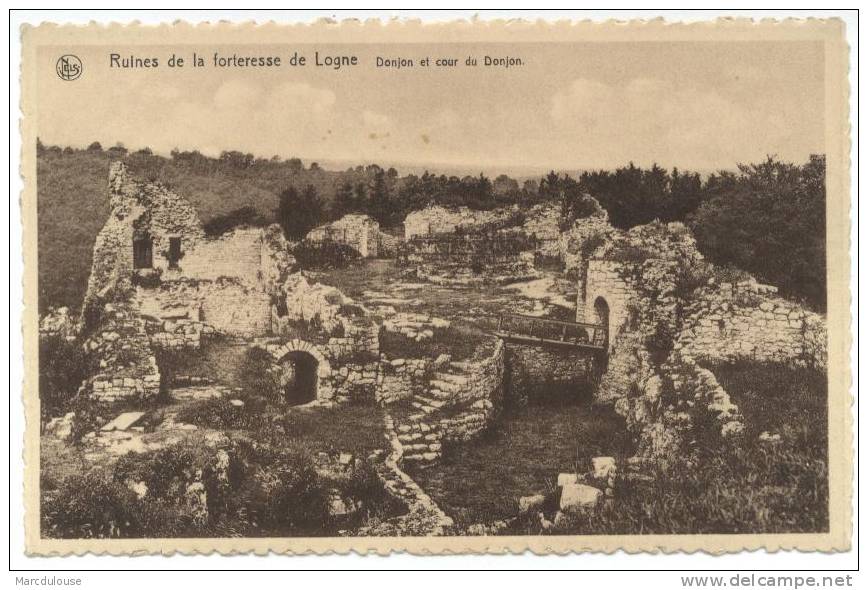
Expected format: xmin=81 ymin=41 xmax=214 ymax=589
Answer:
xmin=83 ymin=162 xmax=206 ymax=318
xmin=377 ymin=358 xmax=431 ymax=405
xmin=137 ymin=277 xmax=272 ymax=339
xmin=582 ymin=259 xmax=640 ymax=346
xmin=523 ymin=202 xmax=562 ymax=257
xmin=403 ymin=205 xmax=518 ymax=238
xmin=180 ymin=228 xmax=266 ymax=285
xmin=392 ymin=339 xmax=506 ymax=465
xmin=200 ymin=279 xmax=272 ymax=337
xmin=507 ymin=344 xmax=597 ymax=405
xmin=84 ymin=299 xmax=161 ymax=402
xmin=307 ymin=214 xmax=382 ymax=258
xmin=677 ymin=279 xmax=828 ymax=369
xmin=581 ymin=220 xmax=829 ymax=461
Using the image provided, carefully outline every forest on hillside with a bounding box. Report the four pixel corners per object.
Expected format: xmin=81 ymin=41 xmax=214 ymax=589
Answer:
xmin=36 ymin=140 xmax=826 ymax=314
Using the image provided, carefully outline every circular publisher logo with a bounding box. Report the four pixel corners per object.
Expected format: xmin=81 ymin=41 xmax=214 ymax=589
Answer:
xmin=56 ymin=55 xmax=82 ymax=81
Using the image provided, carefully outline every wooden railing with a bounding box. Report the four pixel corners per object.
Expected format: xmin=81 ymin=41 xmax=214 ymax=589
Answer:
xmin=494 ymin=313 xmax=607 ymax=351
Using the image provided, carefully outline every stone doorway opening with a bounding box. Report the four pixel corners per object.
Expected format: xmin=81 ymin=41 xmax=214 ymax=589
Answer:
xmin=279 ymin=351 xmax=319 ymax=405
xmin=593 ymin=297 xmax=610 ymax=343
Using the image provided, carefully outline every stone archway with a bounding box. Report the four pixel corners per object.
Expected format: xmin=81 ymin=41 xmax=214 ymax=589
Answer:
xmin=280 ymin=350 xmax=319 ymax=405
xmin=262 ymin=339 xmax=333 ymax=403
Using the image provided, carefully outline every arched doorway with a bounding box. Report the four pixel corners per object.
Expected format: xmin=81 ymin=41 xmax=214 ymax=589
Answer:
xmin=280 ymin=351 xmax=319 ymax=405
xmin=593 ymin=297 xmax=610 ymax=348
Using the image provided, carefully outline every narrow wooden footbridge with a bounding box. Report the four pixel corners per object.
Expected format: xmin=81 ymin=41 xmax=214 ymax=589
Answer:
xmin=494 ymin=313 xmax=608 ymax=353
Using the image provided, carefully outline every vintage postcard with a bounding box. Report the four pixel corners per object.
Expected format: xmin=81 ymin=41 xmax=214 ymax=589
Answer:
xmin=20 ymin=17 xmax=852 ymax=556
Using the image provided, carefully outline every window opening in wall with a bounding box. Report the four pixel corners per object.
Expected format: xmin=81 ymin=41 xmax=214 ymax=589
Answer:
xmin=133 ymin=235 xmax=153 ymax=269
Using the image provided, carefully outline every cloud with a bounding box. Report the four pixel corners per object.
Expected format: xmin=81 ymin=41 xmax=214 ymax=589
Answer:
xmin=550 ymin=77 xmax=772 ymax=168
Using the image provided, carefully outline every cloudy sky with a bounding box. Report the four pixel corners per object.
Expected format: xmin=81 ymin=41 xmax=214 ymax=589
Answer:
xmin=36 ymin=41 xmax=825 ymax=174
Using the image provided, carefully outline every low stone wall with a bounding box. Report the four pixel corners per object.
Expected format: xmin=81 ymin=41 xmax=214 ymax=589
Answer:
xmin=377 ymin=358 xmax=431 ymax=405
xmin=148 ymin=318 xmax=217 ymax=350
xmin=382 ymin=312 xmax=450 ymax=341
xmin=507 ymin=344 xmax=597 ymax=405
xmin=677 ymin=280 xmax=827 ymax=369
xmin=376 ymin=231 xmax=402 ymax=258
xmin=394 ymin=339 xmax=506 ymax=465
xmin=356 ymin=415 xmax=453 ymax=536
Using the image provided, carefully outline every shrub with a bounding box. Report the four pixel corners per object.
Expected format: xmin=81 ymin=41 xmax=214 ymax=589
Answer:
xmin=131 ymin=269 xmax=162 ymax=288
xmin=235 ymin=347 xmax=282 ymax=403
xmin=293 ymin=239 xmax=362 ymax=270
xmin=174 ymin=397 xmax=265 ymax=430
xmin=644 ymin=321 xmax=676 ymax=367
xmin=246 ymin=444 xmax=330 ymax=534
xmin=41 ymin=470 xmax=183 ymax=539
xmin=607 ymin=243 xmax=652 ymax=264
xmin=339 ymin=460 xmax=405 ymax=525
xmin=39 ymin=334 xmax=88 ymax=423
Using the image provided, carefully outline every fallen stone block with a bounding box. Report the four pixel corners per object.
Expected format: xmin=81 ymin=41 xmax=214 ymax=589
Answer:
xmin=101 ymin=411 xmax=146 ymax=432
xmin=518 ymin=494 xmax=546 ymax=514
xmin=557 ymin=473 xmax=580 ymax=487
xmin=592 ymin=456 xmax=617 ymax=480
xmin=559 ymin=483 xmax=602 ymax=513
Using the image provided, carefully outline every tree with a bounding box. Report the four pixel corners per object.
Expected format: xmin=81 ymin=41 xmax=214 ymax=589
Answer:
xmin=368 ymin=169 xmax=392 ymax=225
xmin=87 ymin=141 xmax=103 ymax=152
xmin=332 ymin=181 xmax=355 ymax=218
xmin=275 ymin=185 xmax=323 ymax=240
xmin=353 ymin=182 xmax=369 ymax=213
xmin=287 ymin=158 xmax=304 ymax=173
xmin=493 ymin=174 xmax=519 ymax=195
xmin=689 ymin=155 xmax=826 ymax=310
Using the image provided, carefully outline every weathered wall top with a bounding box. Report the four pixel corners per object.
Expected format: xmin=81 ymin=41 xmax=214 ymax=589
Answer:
xmin=403 ymin=205 xmax=519 ymax=239
xmin=307 ymin=213 xmax=382 ymax=257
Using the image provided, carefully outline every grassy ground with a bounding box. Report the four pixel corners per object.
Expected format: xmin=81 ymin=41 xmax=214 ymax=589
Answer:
xmin=408 ymin=400 xmax=632 ymax=526
xmin=506 ymin=360 xmax=829 ymax=535
xmin=712 ymin=360 xmax=828 ymax=455
xmin=314 ymin=260 xmax=578 ymax=335
xmin=379 ymin=321 xmax=496 ymax=362
xmin=41 ymin=341 xmax=394 ymax=539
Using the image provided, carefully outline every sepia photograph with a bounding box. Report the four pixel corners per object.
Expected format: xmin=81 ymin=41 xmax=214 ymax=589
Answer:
xmin=16 ymin=13 xmax=853 ymax=558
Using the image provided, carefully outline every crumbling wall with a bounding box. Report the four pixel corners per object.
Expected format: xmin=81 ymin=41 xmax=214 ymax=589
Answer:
xmin=523 ymin=202 xmax=562 ymax=257
xmin=677 ymin=279 xmax=827 ymax=370
xmin=307 ymin=213 xmax=382 ymax=258
xmin=583 ymin=220 xmax=828 ymax=461
xmin=181 ymin=228 xmax=265 ymax=285
xmin=582 ymin=260 xmax=640 ymax=345
xmin=394 ymin=339 xmax=506 ymax=465
xmin=84 ymin=162 xmax=205 ymax=308
xmin=200 ymin=279 xmax=272 ymax=337
xmin=403 ymin=205 xmax=518 ymax=238
xmin=83 ymin=298 xmax=161 ymax=402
